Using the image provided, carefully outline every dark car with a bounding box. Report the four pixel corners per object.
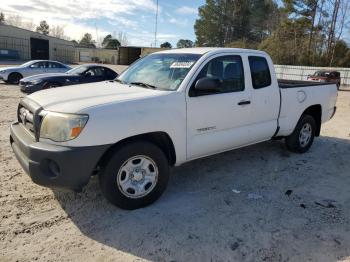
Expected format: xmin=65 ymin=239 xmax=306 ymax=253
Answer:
xmin=20 ymin=64 xmax=118 ymax=93
xmin=307 ymin=70 xmax=341 ymax=89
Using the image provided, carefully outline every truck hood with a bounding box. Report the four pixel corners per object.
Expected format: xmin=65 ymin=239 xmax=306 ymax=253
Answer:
xmin=27 ymin=81 xmax=169 ymax=113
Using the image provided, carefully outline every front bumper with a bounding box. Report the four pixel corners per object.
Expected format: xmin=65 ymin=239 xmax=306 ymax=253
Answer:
xmin=10 ymin=122 xmax=109 ymax=190
xmin=19 ymin=82 xmax=45 ymax=93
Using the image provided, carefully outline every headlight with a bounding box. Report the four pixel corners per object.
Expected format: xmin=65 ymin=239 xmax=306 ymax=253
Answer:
xmin=31 ymin=79 xmax=43 ymax=85
xmin=0 ymin=70 xmax=6 ymax=74
xmin=40 ymin=111 xmax=88 ymax=142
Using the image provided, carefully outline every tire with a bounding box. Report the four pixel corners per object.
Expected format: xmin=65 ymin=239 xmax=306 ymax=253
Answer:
xmin=285 ymin=114 xmax=316 ymax=153
xmin=337 ymin=82 xmax=340 ymax=90
xmin=43 ymin=82 xmax=60 ymax=89
xmin=99 ymin=141 xmax=170 ymax=209
xmin=8 ymin=73 xmax=22 ymax=84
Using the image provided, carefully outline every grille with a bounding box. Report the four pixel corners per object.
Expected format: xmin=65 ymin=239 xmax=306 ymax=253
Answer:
xmin=17 ymin=98 xmax=43 ymax=140
xmin=18 ymin=106 xmax=34 ymax=133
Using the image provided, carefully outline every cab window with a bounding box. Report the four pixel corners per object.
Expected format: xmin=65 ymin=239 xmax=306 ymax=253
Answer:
xmin=248 ymin=56 xmax=271 ymax=89
xmin=189 ymin=55 xmax=245 ymax=97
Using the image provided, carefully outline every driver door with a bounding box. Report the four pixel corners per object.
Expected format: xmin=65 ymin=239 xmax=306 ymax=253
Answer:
xmin=186 ymin=54 xmax=253 ymax=159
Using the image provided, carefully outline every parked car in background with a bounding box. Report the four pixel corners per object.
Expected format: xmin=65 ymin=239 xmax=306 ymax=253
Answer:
xmin=0 ymin=60 xmax=71 ymax=84
xmin=307 ymin=70 xmax=341 ymax=89
xmin=20 ymin=65 xmax=118 ymax=93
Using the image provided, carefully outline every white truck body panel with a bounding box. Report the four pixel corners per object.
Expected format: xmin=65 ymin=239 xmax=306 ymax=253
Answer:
xmin=24 ymin=48 xmax=337 ymax=166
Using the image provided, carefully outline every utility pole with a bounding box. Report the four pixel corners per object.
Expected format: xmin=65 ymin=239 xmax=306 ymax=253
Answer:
xmin=327 ymin=0 xmax=340 ymax=65
xmin=95 ymin=23 xmax=99 ymax=48
xmin=154 ymin=0 xmax=159 ymax=47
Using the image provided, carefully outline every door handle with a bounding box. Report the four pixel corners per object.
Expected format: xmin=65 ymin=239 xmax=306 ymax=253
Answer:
xmin=238 ymin=100 xmax=251 ymax=106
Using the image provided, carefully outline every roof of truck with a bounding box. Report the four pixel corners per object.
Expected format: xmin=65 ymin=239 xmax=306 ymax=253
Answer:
xmin=156 ymin=47 xmax=267 ymax=55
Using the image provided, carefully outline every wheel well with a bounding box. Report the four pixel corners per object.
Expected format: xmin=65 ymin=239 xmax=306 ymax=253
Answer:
xmin=45 ymin=81 xmax=61 ymax=87
xmin=96 ymin=132 xmax=177 ymax=170
xmin=303 ymin=105 xmax=322 ymax=136
xmin=9 ymin=72 xmax=23 ymax=78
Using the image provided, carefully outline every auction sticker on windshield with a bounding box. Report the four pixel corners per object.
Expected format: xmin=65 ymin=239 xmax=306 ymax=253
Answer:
xmin=170 ymin=62 xmax=195 ymax=68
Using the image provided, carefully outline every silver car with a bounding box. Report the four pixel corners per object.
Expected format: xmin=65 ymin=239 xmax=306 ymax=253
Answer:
xmin=0 ymin=60 xmax=71 ymax=84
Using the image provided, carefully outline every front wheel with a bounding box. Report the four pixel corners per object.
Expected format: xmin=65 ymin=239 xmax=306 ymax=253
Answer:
xmin=99 ymin=141 xmax=169 ymax=209
xmin=285 ymin=114 xmax=316 ymax=153
xmin=8 ymin=73 xmax=22 ymax=84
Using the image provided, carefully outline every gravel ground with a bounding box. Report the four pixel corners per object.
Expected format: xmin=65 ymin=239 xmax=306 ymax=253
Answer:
xmin=0 ymin=73 xmax=350 ymax=261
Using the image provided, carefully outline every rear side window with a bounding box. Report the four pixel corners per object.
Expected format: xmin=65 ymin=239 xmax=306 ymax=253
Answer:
xmin=104 ymin=68 xmax=117 ymax=78
xmin=248 ymin=56 xmax=271 ymax=89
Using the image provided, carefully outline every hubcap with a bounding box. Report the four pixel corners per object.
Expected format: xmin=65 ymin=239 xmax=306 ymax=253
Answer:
xmin=299 ymin=123 xmax=312 ymax=147
xmin=117 ymin=155 xmax=158 ymax=199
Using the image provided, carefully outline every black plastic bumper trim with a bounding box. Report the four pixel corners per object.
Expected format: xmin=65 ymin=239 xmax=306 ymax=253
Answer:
xmin=10 ymin=122 xmax=110 ymax=190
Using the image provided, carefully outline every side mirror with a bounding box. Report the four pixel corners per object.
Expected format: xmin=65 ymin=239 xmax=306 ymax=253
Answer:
xmin=194 ymin=77 xmax=221 ymax=92
xmin=85 ymin=72 xmax=92 ymax=77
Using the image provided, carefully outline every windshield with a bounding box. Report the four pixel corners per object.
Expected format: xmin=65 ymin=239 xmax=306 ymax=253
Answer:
xmin=67 ymin=66 xmax=88 ymax=75
xmin=118 ymin=53 xmax=201 ymax=90
xmin=21 ymin=61 xmax=35 ymax=67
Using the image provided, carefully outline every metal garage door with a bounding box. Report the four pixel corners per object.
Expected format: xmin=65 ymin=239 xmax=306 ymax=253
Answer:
xmin=79 ymin=51 xmax=91 ymax=62
xmin=30 ymin=38 xmax=49 ymax=60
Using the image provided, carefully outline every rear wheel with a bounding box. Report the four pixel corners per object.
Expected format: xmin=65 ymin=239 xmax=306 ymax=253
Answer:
xmin=99 ymin=141 xmax=169 ymax=209
xmin=285 ymin=114 xmax=316 ymax=153
xmin=8 ymin=73 xmax=22 ymax=84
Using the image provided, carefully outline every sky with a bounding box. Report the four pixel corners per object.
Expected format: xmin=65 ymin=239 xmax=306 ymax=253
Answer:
xmin=1 ymin=0 xmax=206 ymax=47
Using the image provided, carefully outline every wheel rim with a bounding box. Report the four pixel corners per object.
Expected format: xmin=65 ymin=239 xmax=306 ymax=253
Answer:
xmin=299 ymin=123 xmax=312 ymax=147
xmin=117 ymin=155 xmax=159 ymax=199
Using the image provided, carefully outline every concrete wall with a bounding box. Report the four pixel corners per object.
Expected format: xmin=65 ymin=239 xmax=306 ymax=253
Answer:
xmin=75 ymin=48 xmax=118 ymax=64
xmin=75 ymin=47 xmax=164 ymax=65
xmin=140 ymin=47 xmax=166 ymax=57
xmin=0 ymin=24 xmax=75 ymax=63
xmin=275 ymin=65 xmax=350 ymax=85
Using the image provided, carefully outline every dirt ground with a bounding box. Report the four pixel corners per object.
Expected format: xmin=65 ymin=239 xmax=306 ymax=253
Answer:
xmin=0 ymin=69 xmax=350 ymax=261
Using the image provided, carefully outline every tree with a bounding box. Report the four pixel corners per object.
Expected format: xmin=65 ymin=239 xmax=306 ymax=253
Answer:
xmin=160 ymin=42 xmax=172 ymax=48
xmin=176 ymin=39 xmax=194 ymax=48
xmin=105 ymin=39 xmax=121 ymax=49
xmin=102 ymin=34 xmax=112 ymax=47
xmin=194 ymin=0 xmax=280 ymax=47
xmin=0 ymin=12 xmax=5 ymax=24
xmin=36 ymin=20 xmax=49 ymax=35
xmin=117 ymin=32 xmax=129 ymax=46
xmin=79 ymin=33 xmax=96 ymax=48
xmin=50 ymin=25 xmax=67 ymax=39
xmin=102 ymin=34 xmax=121 ymax=49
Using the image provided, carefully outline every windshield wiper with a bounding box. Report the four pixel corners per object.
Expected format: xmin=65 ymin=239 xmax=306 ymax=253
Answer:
xmin=129 ymin=82 xmax=157 ymax=89
xmin=113 ymin=78 xmax=125 ymax=84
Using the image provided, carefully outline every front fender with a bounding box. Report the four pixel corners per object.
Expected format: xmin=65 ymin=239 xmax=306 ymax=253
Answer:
xmin=45 ymin=92 xmax=188 ymax=165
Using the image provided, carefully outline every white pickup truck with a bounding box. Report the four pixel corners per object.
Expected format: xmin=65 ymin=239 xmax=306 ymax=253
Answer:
xmin=10 ymin=48 xmax=337 ymax=209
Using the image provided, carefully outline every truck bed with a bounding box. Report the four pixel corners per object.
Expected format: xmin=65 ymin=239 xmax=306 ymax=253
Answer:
xmin=278 ymin=79 xmax=335 ymax=88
